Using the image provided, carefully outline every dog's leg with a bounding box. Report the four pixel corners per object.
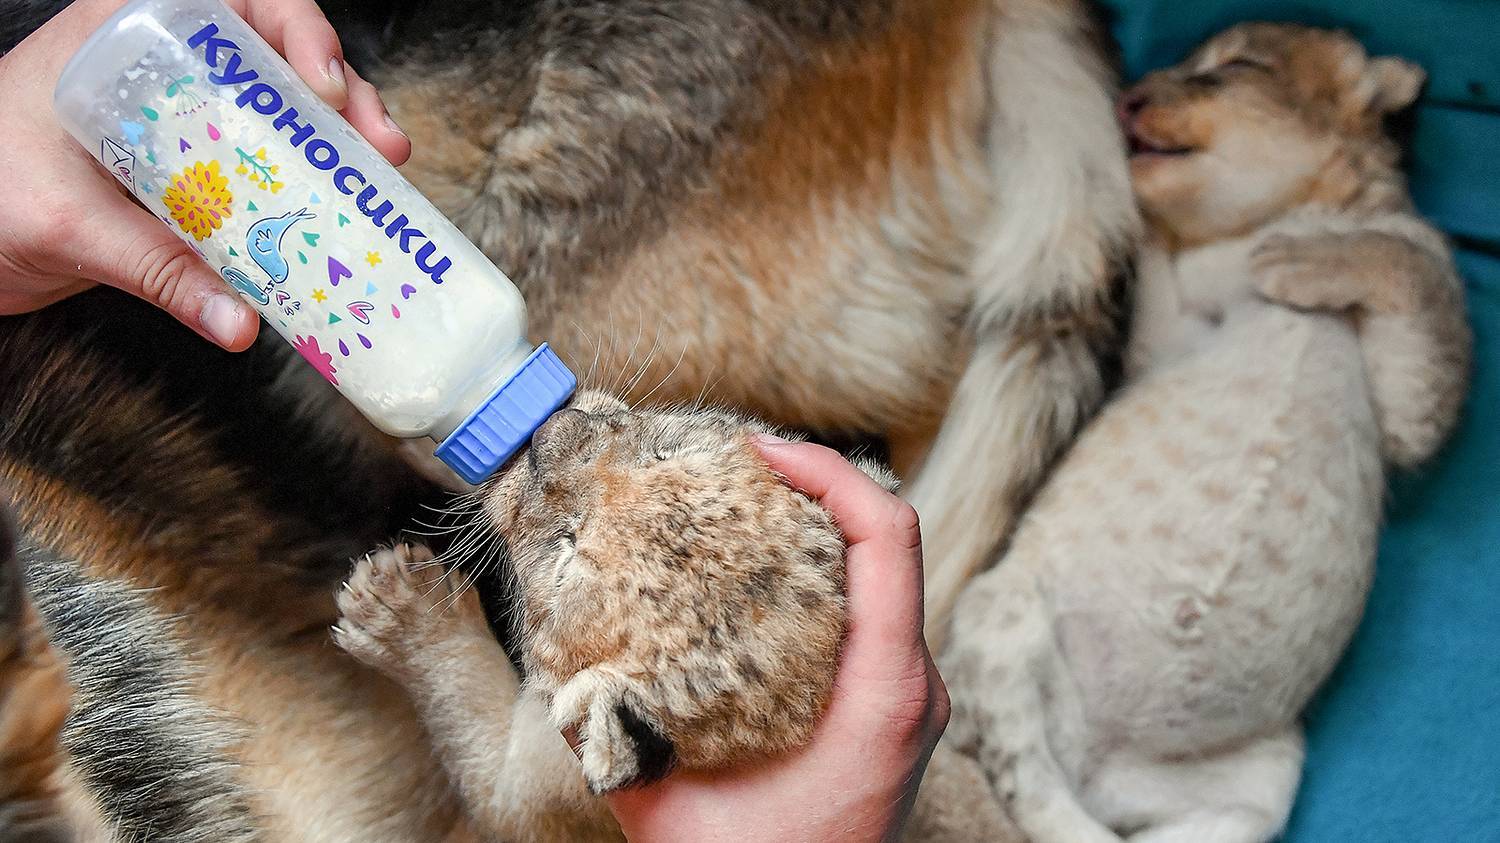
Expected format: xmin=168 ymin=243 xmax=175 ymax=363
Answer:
xmin=335 ymin=545 xmax=620 ymax=842
xmin=1084 ymin=728 xmax=1304 ymax=843
xmin=909 ymin=0 xmax=1139 ymax=651
xmin=1254 ymin=219 xmax=1471 ymax=468
xmin=0 ymin=512 xmax=72 ymax=843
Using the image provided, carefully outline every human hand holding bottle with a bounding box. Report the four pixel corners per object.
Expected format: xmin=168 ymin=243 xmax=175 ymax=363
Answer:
xmin=0 ymin=0 xmax=408 ymax=349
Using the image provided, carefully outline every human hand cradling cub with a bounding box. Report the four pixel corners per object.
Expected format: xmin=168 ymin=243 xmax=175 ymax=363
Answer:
xmin=336 ymin=391 xmax=949 ymax=841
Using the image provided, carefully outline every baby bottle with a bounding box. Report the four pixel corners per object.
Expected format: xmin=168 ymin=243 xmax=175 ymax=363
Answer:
xmin=52 ymin=0 xmax=574 ymax=484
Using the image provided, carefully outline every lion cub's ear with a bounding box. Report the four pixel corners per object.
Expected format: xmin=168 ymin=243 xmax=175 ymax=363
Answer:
xmin=1360 ymin=56 xmax=1426 ymax=116
xmin=549 ymin=669 xmax=677 ymax=794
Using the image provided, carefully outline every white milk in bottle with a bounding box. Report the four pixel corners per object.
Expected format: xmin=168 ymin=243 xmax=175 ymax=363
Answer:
xmin=52 ymin=0 xmax=574 ymax=484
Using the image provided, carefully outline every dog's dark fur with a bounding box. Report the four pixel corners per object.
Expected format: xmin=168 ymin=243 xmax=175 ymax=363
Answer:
xmin=0 ymin=290 xmax=441 ymax=840
xmin=21 ymin=541 xmax=263 ymax=842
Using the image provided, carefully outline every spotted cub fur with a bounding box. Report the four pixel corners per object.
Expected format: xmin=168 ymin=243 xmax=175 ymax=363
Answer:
xmin=340 ymin=391 xmax=895 ymax=797
xmin=942 ymin=24 xmax=1470 ymax=843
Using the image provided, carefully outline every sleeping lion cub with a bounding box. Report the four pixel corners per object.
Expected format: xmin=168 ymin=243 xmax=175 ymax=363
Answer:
xmin=942 ymin=23 xmax=1470 ymax=843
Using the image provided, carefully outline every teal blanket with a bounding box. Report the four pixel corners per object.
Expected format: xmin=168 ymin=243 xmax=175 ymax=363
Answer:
xmin=1099 ymin=2 xmax=1500 ymax=838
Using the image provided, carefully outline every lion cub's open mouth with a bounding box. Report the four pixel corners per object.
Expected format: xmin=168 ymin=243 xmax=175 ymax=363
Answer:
xmin=1119 ymin=94 xmax=1195 ymax=159
xmin=1126 ymin=128 xmax=1194 ymax=158
xmin=1128 ymin=130 xmax=1194 ymax=158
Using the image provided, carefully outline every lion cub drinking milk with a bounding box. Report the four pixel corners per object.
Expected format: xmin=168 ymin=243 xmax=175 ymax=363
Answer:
xmin=337 ymin=391 xmax=875 ymax=798
xmin=942 ymin=23 xmax=1471 ymax=843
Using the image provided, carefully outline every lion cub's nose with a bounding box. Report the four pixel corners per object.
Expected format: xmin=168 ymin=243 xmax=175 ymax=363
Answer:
xmin=1117 ymin=88 xmax=1150 ymax=125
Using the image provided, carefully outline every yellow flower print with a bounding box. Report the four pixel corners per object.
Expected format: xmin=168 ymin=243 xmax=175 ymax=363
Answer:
xmin=234 ymin=147 xmax=283 ymax=193
xmin=162 ymin=161 xmax=233 ymax=241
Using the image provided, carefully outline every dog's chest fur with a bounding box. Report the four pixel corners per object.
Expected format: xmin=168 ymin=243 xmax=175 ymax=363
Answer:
xmin=374 ymin=0 xmax=991 ymax=433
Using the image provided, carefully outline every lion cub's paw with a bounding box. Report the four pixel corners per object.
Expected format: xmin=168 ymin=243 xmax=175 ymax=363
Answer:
xmin=548 ymin=669 xmax=675 ymax=794
xmin=1252 ymin=234 xmax=1342 ymax=307
xmin=333 ymin=544 xmax=485 ymax=679
xmin=1251 ymin=231 xmax=1412 ymax=314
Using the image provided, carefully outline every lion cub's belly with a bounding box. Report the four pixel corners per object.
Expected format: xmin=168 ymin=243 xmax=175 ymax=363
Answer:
xmin=1018 ymin=305 xmax=1382 ymax=755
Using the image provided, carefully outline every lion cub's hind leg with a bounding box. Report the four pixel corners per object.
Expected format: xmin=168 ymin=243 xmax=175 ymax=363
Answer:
xmin=1083 ymin=729 xmax=1304 ymax=843
xmin=943 ymin=566 xmax=1120 ymax=843
xmin=0 ymin=513 xmax=72 ymax=843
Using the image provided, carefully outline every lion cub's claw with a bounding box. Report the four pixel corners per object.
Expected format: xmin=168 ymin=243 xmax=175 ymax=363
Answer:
xmin=333 ymin=544 xmax=481 ymax=678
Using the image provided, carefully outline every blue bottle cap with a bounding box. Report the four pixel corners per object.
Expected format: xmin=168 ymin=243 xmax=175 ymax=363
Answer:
xmin=434 ymin=343 xmax=576 ymax=485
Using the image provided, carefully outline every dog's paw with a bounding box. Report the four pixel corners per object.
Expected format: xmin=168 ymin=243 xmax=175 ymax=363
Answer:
xmin=333 ymin=544 xmax=483 ymax=680
xmin=548 ymin=669 xmax=676 ymax=794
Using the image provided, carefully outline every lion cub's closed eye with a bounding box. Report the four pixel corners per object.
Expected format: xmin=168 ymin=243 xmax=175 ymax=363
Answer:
xmin=472 ymin=390 xmax=893 ymax=792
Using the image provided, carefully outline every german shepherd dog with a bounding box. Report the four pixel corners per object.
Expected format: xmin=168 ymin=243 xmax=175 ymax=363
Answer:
xmin=0 ymin=1 xmax=1135 ymax=839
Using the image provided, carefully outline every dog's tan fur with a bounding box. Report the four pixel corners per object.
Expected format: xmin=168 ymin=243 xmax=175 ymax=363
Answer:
xmin=2 ymin=0 xmax=1134 ymax=837
xmin=0 ymin=557 xmax=70 ymax=843
xmin=379 ymin=0 xmax=1138 ymax=648
xmin=387 ymin=3 xmax=983 ymax=436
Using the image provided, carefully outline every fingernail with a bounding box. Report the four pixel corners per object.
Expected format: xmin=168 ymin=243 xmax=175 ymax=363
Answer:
xmin=383 ymin=111 xmax=406 ymax=137
xmin=753 ymin=432 xmax=791 ymax=445
xmin=200 ymin=294 xmax=245 ymax=348
xmin=325 ymin=57 xmax=348 ymax=95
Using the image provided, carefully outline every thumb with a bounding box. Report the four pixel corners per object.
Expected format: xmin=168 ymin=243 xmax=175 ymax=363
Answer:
xmin=70 ymin=189 xmax=259 ymax=350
